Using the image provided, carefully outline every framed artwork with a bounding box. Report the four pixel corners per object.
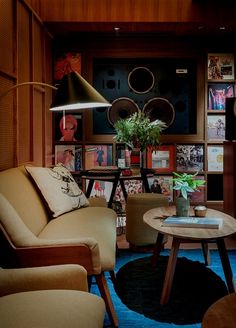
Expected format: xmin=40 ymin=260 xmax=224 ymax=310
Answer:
xmin=147 ymin=145 xmax=175 ymax=173
xmin=207 ymin=115 xmax=225 ymax=141
xmin=86 ymin=180 xmax=113 ymax=202
xmin=54 ymin=113 xmax=83 ymax=142
xmin=208 ymin=83 xmax=234 ymax=110
xmin=84 ymin=144 xmax=113 ymax=169
xmin=176 ymin=144 xmax=204 ymax=172
xmin=55 ymin=145 xmax=83 ymax=171
xmin=114 ymin=179 xmax=143 ymax=211
xmin=148 ymin=175 xmax=173 ymax=202
xmin=54 ymin=52 xmax=81 ymax=82
xmin=207 ymin=146 xmax=224 ymax=172
xmin=208 ymin=53 xmax=235 ymax=80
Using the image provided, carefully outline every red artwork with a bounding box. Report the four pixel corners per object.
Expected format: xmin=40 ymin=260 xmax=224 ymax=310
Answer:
xmin=54 ymin=52 xmax=81 ymax=81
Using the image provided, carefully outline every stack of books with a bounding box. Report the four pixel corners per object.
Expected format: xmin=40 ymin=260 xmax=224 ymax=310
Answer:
xmin=161 ymin=216 xmax=223 ymax=229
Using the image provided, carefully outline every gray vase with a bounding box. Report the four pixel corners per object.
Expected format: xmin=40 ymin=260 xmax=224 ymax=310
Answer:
xmin=175 ymin=197 xmax=190 ymax=217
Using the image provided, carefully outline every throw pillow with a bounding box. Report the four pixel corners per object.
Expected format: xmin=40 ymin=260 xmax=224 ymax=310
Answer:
xmin=25 ymin=164 xmax=89 ymax=217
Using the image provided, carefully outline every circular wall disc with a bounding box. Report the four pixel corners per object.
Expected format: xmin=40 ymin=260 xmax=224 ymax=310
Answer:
xmin=128 ymin=66 xmax=155 ymax=94
xmin=143 ymin=97 xmax=175 ymax=127
xmin=107 ymin=97 xmax=140 ymax=126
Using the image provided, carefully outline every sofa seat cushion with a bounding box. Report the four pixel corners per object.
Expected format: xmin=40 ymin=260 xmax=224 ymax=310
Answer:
xmin=0 ymin=290 xmax=105 ymax=328
xmin=25 ymin=165 xmax=89 ymax=218
xmin=38 ymin=206 xmax=117 ymax=271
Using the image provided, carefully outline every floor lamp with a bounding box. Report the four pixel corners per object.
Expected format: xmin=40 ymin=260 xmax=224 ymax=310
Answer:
xmin=0 ymin=71 xmax=111 ymax=111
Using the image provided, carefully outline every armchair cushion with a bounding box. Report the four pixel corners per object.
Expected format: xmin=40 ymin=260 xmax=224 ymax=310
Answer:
xmin=0 ymin=264 xmax=88 ymax=296
xmin=0 ymin=265 xmax=105 ymax=328
xmin=0 ymin=290 xmax=105 ymax=328
xmin=25 ymin=165 xmax=89 ymax=217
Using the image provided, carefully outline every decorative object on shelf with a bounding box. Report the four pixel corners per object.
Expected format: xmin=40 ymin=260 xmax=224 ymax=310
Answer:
xmin=114 ymin=110 xmax=166 ymax=169
xmin=173 ymin=172 xmax=206 ymax=217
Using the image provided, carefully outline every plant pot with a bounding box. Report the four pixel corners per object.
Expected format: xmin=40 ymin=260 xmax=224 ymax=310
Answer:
xmin=175 ymin=197 xmax=190 ymax=217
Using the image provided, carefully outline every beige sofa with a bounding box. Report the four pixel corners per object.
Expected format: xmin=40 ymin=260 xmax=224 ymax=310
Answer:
xmin=0 ymin=264 xmax=105 ymax=327
xmin=0 ymin=166 xmax=118 ymax=327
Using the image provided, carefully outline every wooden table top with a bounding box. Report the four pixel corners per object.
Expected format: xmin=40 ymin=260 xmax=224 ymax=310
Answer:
xmin=143 ymin=206 xmax=236 ymax=241
xmin=202 ymin=293 xmax=236 ymax=328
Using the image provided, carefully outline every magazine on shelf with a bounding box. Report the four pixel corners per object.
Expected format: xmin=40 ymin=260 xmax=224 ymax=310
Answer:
xmin=161 ymin=216 xmax=223 ymax=229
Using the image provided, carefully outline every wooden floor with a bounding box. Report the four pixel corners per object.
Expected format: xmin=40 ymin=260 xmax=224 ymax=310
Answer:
xmin=117 ymin=228 xmax=236 ymax=251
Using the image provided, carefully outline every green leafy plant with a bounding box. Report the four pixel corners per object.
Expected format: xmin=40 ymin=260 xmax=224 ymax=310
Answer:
xmin=114 ymin=111 xmax=166 ymax=152
xmin=172 ymin=172 xmax=205 ymax=200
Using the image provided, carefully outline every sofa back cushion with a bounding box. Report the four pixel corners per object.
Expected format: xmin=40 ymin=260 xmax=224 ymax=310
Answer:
xmin=0 ymin=166 xmax=48 ymax=236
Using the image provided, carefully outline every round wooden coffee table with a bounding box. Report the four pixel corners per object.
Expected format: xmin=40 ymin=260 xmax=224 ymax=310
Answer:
xmin=143 ymin=206 xmax=236 ymax=305
xmin=202 ymin=293 xmax=236 ymax=328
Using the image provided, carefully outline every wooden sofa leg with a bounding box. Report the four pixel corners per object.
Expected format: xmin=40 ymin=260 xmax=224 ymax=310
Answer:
xmin=95 ymin=272 xmax=118 ymax=328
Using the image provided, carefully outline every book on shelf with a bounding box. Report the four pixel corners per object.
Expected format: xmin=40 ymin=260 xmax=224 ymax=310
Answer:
xmin=161 ymin=216 xmax=223 ymax=229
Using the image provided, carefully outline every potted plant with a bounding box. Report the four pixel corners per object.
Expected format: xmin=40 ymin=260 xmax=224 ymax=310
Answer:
xmin=114 ymin=111 xmax=166 ymax=169
xmin=114 ymin=111 xmax=166 ymax=152
xmin=172 ymin=172 xmax=206 ymax=216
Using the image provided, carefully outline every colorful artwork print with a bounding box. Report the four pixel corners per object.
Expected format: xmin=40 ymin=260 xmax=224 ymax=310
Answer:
xmin=147 ymin=145 xmax=175 ymax=172
xmin=208 ymin=83 xmax=234 ymax=110
xmin=86 ymin=180 xmax=113 ymax=201
xmin=176 ymin=145 xmax=204 ymax=172
xmin=54 ymin=113 xmax=83 ymax=142
xmin=55 ymin=145 xmax=83 ymax=172
xmin=207 ymin=115 xmax=225 ymax=140
xmin=85 ymin=145 xmax=113 ymax=169
xmin=207 ymin=146 xmax=224 ymax=172
xmin=208 ymin=54 xmax=235 ymax=80
xmin=54 ymin=52 xmax=81 ymax=82
xmin=114 ymin=180 xmax=143 ymax=212
xmin=148 ymin=176 xmax=173 ymax=202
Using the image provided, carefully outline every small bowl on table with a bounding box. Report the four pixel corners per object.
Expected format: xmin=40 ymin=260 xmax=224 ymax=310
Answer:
xmin=194 ymin=205 xmax=207 ymax=217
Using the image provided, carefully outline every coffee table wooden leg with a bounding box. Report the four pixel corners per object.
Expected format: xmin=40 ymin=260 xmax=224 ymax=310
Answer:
xmin=216 ymin=238 xmax=235 ymax=293
xmin=152 ymin=232 xmax=165 ymax=267
xmin=160 ymin=237 xmax=180 ymax=305
xmin=201 ymin=241 xmax=211 ymax=265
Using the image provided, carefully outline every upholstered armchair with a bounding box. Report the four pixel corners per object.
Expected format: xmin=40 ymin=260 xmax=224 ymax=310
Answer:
xmin=0 ymin=264 xmax=105 ymax=327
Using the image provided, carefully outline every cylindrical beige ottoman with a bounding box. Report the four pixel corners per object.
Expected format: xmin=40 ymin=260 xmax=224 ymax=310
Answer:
xmin=126 ymin=193 xmax=169 ymax=247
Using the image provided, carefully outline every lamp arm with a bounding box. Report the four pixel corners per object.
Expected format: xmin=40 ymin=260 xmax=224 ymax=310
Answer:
xmin=0 ymin=82 xmax=57 ymax=101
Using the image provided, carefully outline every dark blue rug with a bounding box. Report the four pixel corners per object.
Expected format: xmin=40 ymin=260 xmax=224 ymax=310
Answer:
xmin=91 ymin=248 xmax=236 ymax=328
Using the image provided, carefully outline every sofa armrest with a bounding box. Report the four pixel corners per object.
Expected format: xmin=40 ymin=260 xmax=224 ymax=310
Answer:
xmin=11 ymin=241 xmax=102 ymax=275
xmin=0 ymin=264 xmax=88 ymax=297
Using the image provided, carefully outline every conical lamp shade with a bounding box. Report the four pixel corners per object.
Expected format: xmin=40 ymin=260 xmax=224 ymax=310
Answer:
xmin=50 ymin=71 xmax=111 ymax=111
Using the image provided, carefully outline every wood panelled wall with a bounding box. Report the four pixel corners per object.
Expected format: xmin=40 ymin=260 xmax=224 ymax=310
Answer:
xmin=0 ymin=0 xmax=53 ymax=171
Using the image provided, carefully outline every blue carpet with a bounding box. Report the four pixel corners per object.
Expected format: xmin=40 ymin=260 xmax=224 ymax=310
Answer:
xmin=91 ymin=248 xmax=236 ymax=328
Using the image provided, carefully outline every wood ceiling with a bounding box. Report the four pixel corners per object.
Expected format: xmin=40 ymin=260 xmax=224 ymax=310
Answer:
xmin=25 ymin=0 xmax=236 ymax=38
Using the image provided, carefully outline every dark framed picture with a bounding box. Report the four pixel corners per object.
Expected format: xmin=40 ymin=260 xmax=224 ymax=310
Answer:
xmin=207 ymin=145 xmax=224 ymax=172
xmin=208 ymin=83 xmax=234 ymax=110
xmin=148 ymin=175 xmax=173 ymax=202
xmin=176 ymin=144 xmax=204 ymax=172
xmin=207 ymin=115 xmax=225 ymax=141
xmin=147 ymin=145 xmax=175 ymax=173
xmin=54 ymin=113 xmax=83 ymax=142
xmin=55 ymin=145 xmax=83 ymax=171
xmin=208 ymin=53 xmax=235 ymax=80
xmin=84 ymin=144 xmax=113 ymax=169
